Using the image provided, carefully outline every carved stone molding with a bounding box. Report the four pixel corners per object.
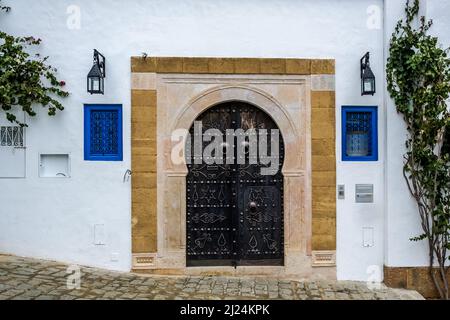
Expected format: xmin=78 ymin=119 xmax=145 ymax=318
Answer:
xmin=130 ymin=57 xmax=336 ymax=277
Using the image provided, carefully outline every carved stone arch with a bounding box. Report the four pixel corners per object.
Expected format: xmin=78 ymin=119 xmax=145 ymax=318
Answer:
xmin=170 ymin=85 xmax=303 ymax=176
xmin=130 ymin=57 xmax=336 ymax=278
xmin=158 ymin=83 xmax=310 ymax=274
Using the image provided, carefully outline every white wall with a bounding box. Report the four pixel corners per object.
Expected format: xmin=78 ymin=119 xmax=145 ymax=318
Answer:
xmin=0 ymin=0 xmax=393 ymax=278
xmin=384 ymin=0 xmax=450 ymax=268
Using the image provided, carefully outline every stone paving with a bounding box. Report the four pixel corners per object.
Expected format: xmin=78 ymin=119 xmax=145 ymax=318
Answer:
xmin=0 ymin=255 xmax=423 ymax=300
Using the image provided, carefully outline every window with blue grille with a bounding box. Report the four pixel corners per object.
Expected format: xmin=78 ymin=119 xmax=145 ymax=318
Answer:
xmin=84 ymin=105 xmax=123 ymax=161
xmin=342 ymin=106 xmax=378 ymax=161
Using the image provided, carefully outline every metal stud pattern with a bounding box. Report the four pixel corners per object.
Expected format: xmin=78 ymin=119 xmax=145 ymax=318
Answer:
xmin=186 ymin=102 xmax=285 ymax=267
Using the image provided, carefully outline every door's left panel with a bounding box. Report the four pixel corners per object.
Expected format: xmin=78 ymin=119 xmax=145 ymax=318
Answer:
xmin=0 ymin=112 xmax=26 ymax=178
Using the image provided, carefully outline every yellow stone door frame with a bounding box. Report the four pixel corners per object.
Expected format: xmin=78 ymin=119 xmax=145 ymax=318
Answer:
xmin=130 ymin=57 xmax=336 ymax=273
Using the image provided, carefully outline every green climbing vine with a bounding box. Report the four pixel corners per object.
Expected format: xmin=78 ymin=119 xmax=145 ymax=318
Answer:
xmin=387 ymin=0 xmax=450 ymax=299
xmin=0 ymin=1 xmax=68 ymax=126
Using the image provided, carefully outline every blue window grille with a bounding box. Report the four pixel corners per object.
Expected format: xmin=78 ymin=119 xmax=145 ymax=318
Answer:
xmin=342 ymin=106 xmax=378 ymax=161
xmin=84 ymin=104 xmax=123 ymax=161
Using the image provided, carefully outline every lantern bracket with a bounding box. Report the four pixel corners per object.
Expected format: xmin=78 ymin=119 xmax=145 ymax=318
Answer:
xmin=360 ymin=52 xmax=371 ymax=79
xmin=93 ymin=49 xmax=106 ymax=78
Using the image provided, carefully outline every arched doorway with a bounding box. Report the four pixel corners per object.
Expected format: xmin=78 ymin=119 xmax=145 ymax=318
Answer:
xmin=185 ymin=101 xmax=285 ymax=267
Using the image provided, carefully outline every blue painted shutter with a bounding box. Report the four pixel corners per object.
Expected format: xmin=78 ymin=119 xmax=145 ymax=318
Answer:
xmin=84 ymin=105 xmax=123 ymax=161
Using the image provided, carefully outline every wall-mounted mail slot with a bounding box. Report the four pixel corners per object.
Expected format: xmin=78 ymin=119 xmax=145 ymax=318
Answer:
xmin=355 ymin=184 xmax=373 ymax=203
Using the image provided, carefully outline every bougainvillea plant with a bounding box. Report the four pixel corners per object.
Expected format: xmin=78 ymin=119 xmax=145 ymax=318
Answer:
xmin=0 ymin=1 xmax=68 ymax=127
xmin=387 ymin=0 xmax=450 ymax=299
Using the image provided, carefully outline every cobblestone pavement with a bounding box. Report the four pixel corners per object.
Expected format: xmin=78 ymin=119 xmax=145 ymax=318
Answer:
xmin=0 ymin=255 xmax=423 ymax=300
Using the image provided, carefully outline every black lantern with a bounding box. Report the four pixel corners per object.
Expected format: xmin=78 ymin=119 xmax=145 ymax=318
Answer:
xmin=360 ymin=52 xmax=376 ymax=96
xmin=87 ymin=49 xmax=106 ymax=95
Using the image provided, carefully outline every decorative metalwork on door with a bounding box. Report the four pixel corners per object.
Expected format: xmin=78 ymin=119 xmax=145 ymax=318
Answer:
xmin=186 ymin=102 xmax=284 ymax=267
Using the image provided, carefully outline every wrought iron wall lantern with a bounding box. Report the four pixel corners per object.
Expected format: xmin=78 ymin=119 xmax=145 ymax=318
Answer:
xmin=360 ymin=52 xmax=376 ymax=96
xmin=87 ymin=49 xmax=106 ymax=95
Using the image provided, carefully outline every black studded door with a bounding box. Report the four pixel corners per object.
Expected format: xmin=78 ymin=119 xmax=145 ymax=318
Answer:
xmin=186 ymin=102 xmax=284 ymax=267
